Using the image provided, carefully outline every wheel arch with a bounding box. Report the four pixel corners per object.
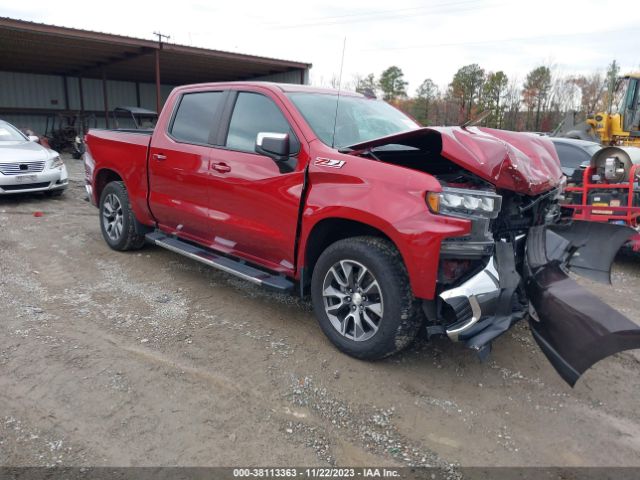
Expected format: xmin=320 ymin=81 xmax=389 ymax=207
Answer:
xmin=300 ymin=214 xmax=408 ymax=295
xmin=95 ymin=168 xmax=153 ymax=236
xmin=94 ymin=168 xmax=123 ymax=204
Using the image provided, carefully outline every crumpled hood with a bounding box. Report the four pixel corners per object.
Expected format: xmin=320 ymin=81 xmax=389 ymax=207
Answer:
xmin=347 ymin=126 xmax=564 ymax=196
xmin=0 ymin=141 xmax=53 ymax=163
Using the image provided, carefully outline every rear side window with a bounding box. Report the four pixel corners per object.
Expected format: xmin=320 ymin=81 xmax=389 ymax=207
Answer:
xmin=226 ymin=92 xmax=297 ymax=153
xmin=170 ymin=91 xmax=224 ymax=144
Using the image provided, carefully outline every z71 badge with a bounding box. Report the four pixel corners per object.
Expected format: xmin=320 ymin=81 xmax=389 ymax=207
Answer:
xmin=314 ymin=158 xmax=346 ymax=169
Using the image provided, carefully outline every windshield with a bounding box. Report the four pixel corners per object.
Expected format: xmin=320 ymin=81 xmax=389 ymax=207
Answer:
xmin=286 ymin=92 xmax=419 ymax=148
xmin=0 ymin=121 xmax=27 ymax=142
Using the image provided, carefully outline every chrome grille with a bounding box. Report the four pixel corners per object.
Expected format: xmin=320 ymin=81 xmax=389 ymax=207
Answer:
xmin=0 ymin=161 xmax=46 ymax=175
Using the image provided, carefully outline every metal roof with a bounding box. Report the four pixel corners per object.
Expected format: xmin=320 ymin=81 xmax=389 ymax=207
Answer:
xmin=0 ymin=17 xmax=311 ymax=84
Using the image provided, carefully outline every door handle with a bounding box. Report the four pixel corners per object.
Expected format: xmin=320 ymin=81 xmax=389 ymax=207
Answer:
xmin=153 ymin=153 xmax=167 ymax=161
xmin=211 ymin=162 xmax=231 ymax=173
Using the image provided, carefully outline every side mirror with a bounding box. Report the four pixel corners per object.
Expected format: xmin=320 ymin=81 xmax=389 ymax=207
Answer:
xmin=28 ymin=135 xmax=39 ymax=143
xmin=255 ymin=132 xmax=290 ymax=161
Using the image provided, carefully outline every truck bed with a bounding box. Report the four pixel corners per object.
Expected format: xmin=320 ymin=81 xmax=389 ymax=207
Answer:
xmin=85 ymin=128 xmax=153 ymax=224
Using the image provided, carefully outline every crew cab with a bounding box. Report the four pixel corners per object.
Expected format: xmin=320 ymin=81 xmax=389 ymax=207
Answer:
xmin=84 ymin=82 xmax=640 ymax=386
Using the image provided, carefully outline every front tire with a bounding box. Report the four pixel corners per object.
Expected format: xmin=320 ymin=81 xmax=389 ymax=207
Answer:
xmin=311 ymin=236 xmax=422 ymax=360
xmin=99 ymin=181 xmax=146 ymax=251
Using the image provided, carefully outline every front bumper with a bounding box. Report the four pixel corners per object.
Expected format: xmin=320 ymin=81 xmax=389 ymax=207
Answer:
xmin=437 ymin=241 xmax=526 ymax=359
xmin=0 ymin=166 xmax=68 ymax=194
xmin=436 ymin=221 xmax=640 ymax=386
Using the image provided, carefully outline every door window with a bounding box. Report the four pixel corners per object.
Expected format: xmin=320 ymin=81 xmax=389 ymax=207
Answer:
xmin=170 ymin=91 xmax=224 ymax=144
xmin=226 ymin=92 xmax=298 ymax=153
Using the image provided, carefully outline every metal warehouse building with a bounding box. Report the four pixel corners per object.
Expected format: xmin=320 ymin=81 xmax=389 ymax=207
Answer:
xmin=0 ymin=17 xmax=311 ymax=135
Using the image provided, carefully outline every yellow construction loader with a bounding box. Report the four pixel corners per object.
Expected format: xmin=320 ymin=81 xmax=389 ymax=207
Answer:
xmin=558 ymin=74 xmax=640 ymax=257
xmin=559 ymin=73 xmax=640 ymax=147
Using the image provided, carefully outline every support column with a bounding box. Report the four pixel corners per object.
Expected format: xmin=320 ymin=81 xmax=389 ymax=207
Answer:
xmin=135 ymin=81 xmax=141 ymax=108
xmin=78 ymin=76 xmax=85 ymax=114
xmin=102 ymin=68 xmax=110 ymax=129
xmin=78 ymin=75 xmax=86 ymax=135
xmin=62 ymin=76 xmax=70 ymax=111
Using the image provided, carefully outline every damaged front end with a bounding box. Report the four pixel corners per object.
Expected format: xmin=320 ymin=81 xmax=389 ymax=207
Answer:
xmin=430 ymin=188 xmax=542 ymax=364
xmin=436 ymin=243 xmax=526 ymax=361
xmin=434 ymin=214 xmax=640 ymax=386
xmin=427 ymin=187 xmax=531 ymax=361
xmin=347 ymin=126 xmax=640 ymax=386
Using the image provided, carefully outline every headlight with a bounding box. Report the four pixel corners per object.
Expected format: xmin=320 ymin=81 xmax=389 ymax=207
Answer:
xmin=427 ymin=187 xmax=502 ymax=219
xmin=50 ymin=156 xmax=64 ymax=169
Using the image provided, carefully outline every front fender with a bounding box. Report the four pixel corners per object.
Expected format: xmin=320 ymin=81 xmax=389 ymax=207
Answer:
xmin=299 ymin=203 xmax=470 ymax=300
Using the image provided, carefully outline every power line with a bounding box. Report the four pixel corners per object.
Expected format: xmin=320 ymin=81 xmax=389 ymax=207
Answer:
xmin=356 ymin=26 xmax=639 ymax=52
xmin=264 ymin=0 xmax=483 ymax=25
xmin=265 ymin=0 xmax=497 ymax=29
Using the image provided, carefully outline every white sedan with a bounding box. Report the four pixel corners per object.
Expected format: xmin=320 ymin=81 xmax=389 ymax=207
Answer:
xmin=0 ymin=119 xmax=68 ymax=196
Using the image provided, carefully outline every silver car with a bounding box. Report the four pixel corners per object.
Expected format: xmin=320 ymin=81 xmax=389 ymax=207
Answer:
xmin=0 ymin=119 xmax=68 ymax=196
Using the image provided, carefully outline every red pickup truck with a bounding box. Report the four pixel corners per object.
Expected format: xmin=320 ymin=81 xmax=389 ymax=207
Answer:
xmin=84 ymin=82 xmax=640 ymax=386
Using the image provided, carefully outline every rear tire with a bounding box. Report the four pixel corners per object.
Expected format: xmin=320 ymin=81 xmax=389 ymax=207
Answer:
xmin=311 ymin=236 xmax=422 ymax=360
xmin=99 ymin=181 xmax=146 ymax=251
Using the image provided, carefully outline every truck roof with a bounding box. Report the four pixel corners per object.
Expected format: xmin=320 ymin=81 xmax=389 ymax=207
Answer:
xmin=172 ymin=81 xmax=365 ymax=98
xmin=113 ymin=106 xmax=158 ymax=115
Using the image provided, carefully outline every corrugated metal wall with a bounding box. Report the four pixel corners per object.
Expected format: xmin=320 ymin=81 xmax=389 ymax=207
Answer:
xmin=0 ymin=71 xmax=176 ymax=134
xmin=139 ymin=83 xmax=174 ymax=110
xmin=1 ymin=68 xmax=309 ymax=135
xmin=1 ymin=113 xmax=50 ymax=132
xmin=0 ymin=71 xmax=66 ymax=109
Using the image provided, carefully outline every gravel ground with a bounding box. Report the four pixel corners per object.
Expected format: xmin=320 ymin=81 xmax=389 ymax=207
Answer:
xmin=1 ymin=156 xmax=639 ymax=468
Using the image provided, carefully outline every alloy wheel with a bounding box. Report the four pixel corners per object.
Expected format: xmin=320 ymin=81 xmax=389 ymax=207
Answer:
xmin=102 ymin=193 xmax=124 ymax=241
xmin=322 ymin=259 xmax=384 ymax=341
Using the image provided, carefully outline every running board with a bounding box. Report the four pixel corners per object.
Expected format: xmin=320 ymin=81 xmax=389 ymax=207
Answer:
xmin=145 ymin=231 xmax=294 ymax=292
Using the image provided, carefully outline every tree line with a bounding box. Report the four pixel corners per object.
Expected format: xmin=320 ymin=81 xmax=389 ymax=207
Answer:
xmin=343 ymin=60 xmax=623 ymax=132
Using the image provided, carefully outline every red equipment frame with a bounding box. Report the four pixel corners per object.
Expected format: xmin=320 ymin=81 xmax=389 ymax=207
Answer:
xmin=564 ymin=164 xmax=640 ymax=251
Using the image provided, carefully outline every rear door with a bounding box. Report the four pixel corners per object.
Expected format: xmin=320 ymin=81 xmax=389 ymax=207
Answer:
xmin=205 ymin=89 xmax=307 ymax=274
xmin=148 ymin=90 xmax=226 ymax=244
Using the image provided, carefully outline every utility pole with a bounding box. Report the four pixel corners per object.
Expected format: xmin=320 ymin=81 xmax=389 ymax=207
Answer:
xmin=153 ymin=31 xmax=170 ymax=114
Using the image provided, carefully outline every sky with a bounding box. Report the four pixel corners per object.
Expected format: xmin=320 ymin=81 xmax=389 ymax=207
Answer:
xmin=2 ymin=0 xmax=639 ymax=94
